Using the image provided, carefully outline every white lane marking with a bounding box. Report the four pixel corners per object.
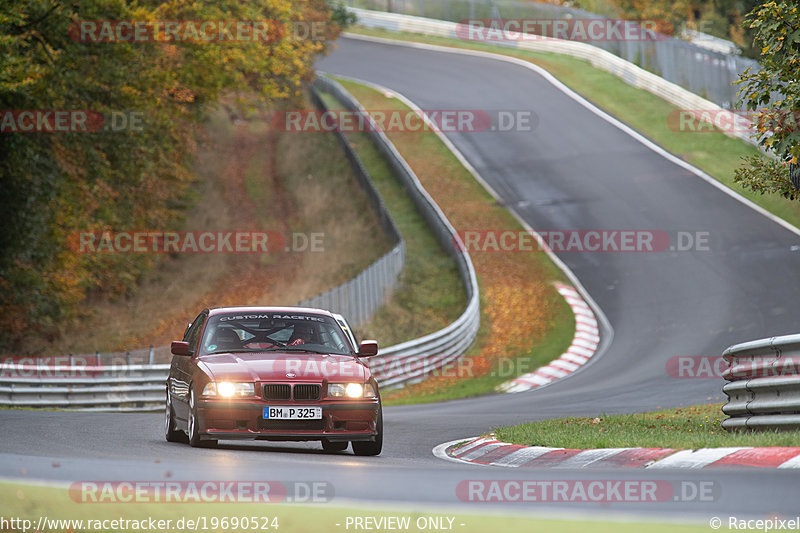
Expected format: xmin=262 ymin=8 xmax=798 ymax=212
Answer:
xmin=576 ymin=323 xmax=600 ymax=333
xmin=573 ymin=338 xmax=599 ymax=349
xmin=561 ymin=353 xmax=590 ymax=365
xmin=432 ymin=438 xmax=486 ymax=464
xmin=571 ymin=307 xmax=596 ymax=318
xmin=575 ymin=331 xmax=601 ymax=343
xmin=565 ymin=297 xmax=590 ymax=309
xmin=777 ymin=454 xmax=800 ymax=469
xmin=490 ymin=446 xmax=561 ymax=467
xmin=646 ymin=448 xmax=749 ymax=469
xmin=515 ymin=374 xmax=553 ymax=385
xmin=537 ymin=366 xmax=570 ymax=378
xmin=567 ymin=345 xmax=595 ymax=358
xmin=435 ymin=438 xmax=795 ymax=470
xmin=551 ymin=359 xmax=580 ymax=371
xmin=552 ymin=448 xmax=632 ymax=469
xmin=460 ymin=442 xmax=505 ymax=461
xmin=575 ymin=315 xmax=599 ymax=327
xmin=450 ymin=437 xmax=495 ymax=457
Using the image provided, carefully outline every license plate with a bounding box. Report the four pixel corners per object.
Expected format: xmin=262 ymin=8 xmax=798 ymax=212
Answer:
xmin=263 ymin=406 xmax=322 ymax=419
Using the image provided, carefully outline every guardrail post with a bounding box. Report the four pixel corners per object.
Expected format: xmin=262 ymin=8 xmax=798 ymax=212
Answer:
xmin=126 ymin=351 xmax=130 ymax=365
xmin=149 ymin=345 xmax=154 ymax=365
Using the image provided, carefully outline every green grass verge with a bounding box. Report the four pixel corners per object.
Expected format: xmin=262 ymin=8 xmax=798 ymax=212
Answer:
xmin=345 ymin=26 xmax=800 ymax=229
xmin=495 ymin=404 xmax=800 ymax=449
xmin=381 ymin=296 xmax=574 ymax=405
xmin=0 ymin=481 xmax=712 ymax=533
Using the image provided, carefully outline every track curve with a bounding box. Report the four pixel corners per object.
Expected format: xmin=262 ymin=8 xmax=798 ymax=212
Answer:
xmin=3 ymin=35 xmax=800 ymax=519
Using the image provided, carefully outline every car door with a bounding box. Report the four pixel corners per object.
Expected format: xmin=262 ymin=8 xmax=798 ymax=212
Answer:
xmin=170 ymin=310 xmax=207 ymax=422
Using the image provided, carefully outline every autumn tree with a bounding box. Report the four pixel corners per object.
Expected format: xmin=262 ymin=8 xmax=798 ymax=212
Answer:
xmin=0 ymin=0 xmax=344 ymax=349
xmin=734 ymin=1 xmax=800 ymax=199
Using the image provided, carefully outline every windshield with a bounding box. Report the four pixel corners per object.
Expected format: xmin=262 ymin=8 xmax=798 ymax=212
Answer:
xmin=199 ymin=312 xmax=354 ymax=356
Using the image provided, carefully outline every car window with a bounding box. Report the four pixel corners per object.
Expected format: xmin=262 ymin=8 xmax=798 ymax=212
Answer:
xmin=199 ymin=312 xmax=354 ymax=356
xmin=183 ymin=311 xmax=207 ymax=354
xmin=334 ymin=315 xmax=358 ymax=351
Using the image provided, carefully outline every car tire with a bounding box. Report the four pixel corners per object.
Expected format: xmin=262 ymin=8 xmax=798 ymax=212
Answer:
xmin=321 ymin=439 xmax=349 ymax=453
xmin=352 ymin=403 xmax=382 ymax=456
xmin=188 ymin=387 xmax=217 ymax=448
xmin=165 ymin=387 xmax=185 ymax=443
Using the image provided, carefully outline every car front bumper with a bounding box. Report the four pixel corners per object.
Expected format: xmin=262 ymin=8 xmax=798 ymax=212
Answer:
xmin=197 ymin=398 xmax=380 ymax=442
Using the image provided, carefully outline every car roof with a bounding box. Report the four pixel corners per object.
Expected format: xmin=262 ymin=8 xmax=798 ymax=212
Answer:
xmin=207 ymin=306 xmax=336 ymax=318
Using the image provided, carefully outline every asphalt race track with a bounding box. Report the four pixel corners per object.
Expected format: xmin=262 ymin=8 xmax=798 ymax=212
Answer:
xmin=3 ymin=35 xmax=800 ymax=521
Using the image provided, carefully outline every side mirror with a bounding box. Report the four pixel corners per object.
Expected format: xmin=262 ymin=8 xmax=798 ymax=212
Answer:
xmin=358 ymin=340 xmax=378 ymax=357
xmin=171 ymin=341 xmax=192 ymax=356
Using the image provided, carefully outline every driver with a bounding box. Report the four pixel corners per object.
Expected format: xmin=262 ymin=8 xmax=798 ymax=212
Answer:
xmin=212 ymin=327 xmax=240 ymax=351
xmin=288 ymin=323 xmax=314 ymax=346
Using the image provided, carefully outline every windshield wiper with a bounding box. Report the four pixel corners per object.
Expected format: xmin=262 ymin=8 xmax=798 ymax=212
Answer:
xmin=279 ymin=347 xmax=331 ymax=354
xmin=207 ymin=349 xmax=257 ymax=354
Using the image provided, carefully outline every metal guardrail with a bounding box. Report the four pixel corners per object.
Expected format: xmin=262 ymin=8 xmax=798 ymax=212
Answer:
xmin=722 ymin=334 xmax=800 ymax=431
xmin=306 ymin=75 xmax=480 ymax=387
xmin=0 ymin=363 xmax=169 ymax=411
xmin=0 ymin=77 xmax=481 ymax=410
xmin=347 ymin=8 xmax=758 ymax=147
xmin=299 ymin=85 xmax=406 ymax=327
xmin=313 ymin=74 xmax=480 ymax=389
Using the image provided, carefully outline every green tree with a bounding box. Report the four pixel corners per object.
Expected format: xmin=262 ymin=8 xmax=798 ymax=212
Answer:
xmin=734 ymin=1 xmax=800 ymax=199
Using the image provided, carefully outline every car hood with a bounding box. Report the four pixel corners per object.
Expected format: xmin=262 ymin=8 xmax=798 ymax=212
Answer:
xmin=198 ymin=352 xmax=369 ymax=383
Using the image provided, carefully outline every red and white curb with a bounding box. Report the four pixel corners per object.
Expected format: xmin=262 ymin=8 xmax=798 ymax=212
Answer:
xmin=433 ymin=436 xmax=800 ymax=469
xmin=496 ymin=283 xmax=600 ymax=393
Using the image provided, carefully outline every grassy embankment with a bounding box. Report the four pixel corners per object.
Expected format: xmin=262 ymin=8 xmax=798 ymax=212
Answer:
xmin=15 ymin=97 xmax=394 ymax=358
xmin=494 ymin=403 xmax=800 ymax=448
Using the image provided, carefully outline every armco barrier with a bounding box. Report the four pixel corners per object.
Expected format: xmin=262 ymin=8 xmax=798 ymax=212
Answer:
xmin=0 ymin=77 xmax=480 ymax=411
xmin=0 ymin=363 xmax=169 ymax=411
xmin=721 ymin=334 xmax=800 ymax=431
xmin=347 ymin=8 xmax=758 ymax=147
xmin=299 ymin=84 xmax=405 ymax=327
xmin=313 ymin=74 xmax=480 ymax=388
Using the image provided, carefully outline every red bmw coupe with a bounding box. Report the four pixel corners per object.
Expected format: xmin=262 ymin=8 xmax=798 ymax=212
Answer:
xmin=165 ymin=307 xmax=382 ymax=455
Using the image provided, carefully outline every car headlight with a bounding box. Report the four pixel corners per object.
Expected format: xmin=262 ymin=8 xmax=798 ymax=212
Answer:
xmin=202 ymin=382 xmax=254 ymax=397
xmin=327 ymin=383 xmax=377 ymax=398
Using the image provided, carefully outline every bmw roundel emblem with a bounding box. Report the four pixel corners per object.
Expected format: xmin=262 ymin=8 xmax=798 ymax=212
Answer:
xmin=286 ymin=372 xmax=296 ymax=378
